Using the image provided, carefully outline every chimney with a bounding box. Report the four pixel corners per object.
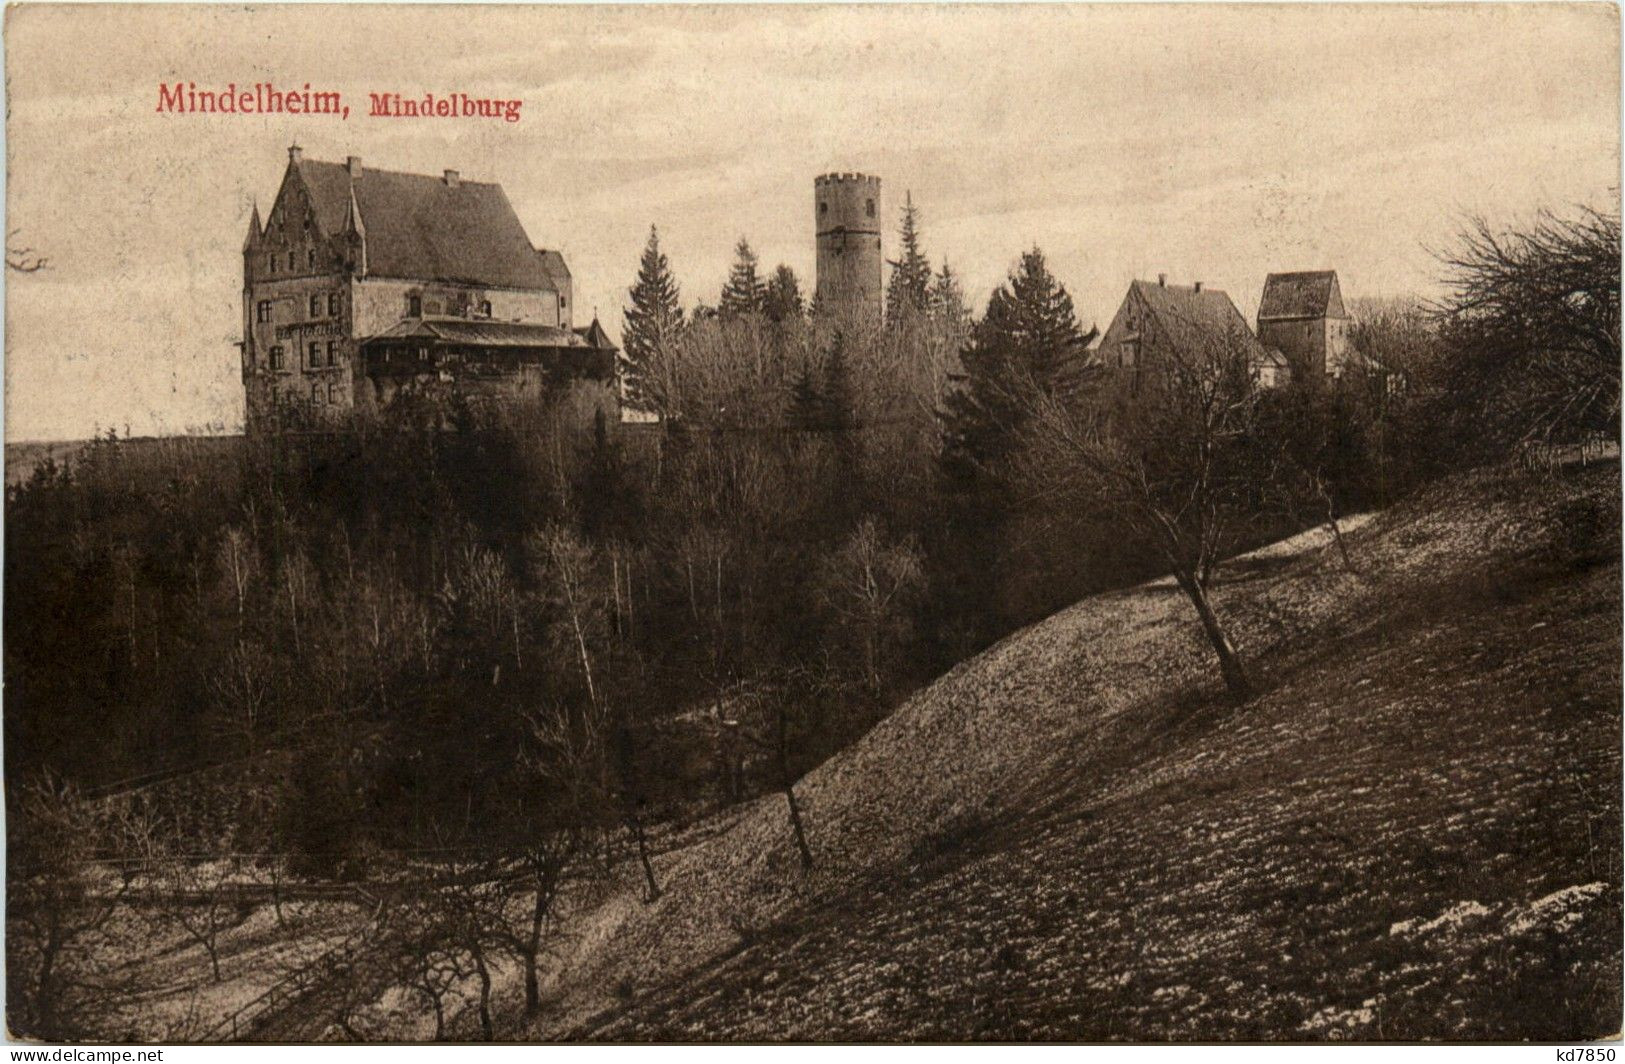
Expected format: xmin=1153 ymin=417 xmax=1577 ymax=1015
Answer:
xmin=288 ymin=144 xmax=303 ymax=164
xmin=444 ymin=170 xmax=460 ymax=188
xmin=347 ymin=156 xmax=363 ymax=178
xmin=1193 ymin=281 xmax=1203 ymax=293
xmin=1158 ymin=273 xmax=1167 ymax=287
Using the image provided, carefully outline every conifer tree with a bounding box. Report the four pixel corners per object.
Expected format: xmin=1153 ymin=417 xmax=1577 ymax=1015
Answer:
xmin=928 ymin=260 xmax=971 ymax=334
xmin=764 ymin=264 xmax=805 ymax=324
xmin=789 ymin=358 xmax=825 ymax=431
xmin=621 ymin=225 xmax=682 ymax=411
xmin=718 ymin=237 xmax=767 ymax=319
xmin=823 ymin=330 xmax=856 ymax=432
xmin=939 ymin=246 xmax=1092 ymax=485
xmin=885 ymin=192 xmax=933 ymax=324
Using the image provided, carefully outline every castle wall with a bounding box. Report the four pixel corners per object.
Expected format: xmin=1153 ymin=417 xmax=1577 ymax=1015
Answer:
xmin=349 ymin=277 xmax=558 ymax=337
xmin=243 ymin=272 xmax=357 ymax=425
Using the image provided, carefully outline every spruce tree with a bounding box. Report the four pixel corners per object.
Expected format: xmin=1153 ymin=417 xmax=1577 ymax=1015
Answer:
xmin=621 ymin=225 xmax=683 ymax=412
xmin=939 ymin=246 xmax=1092 ymax=485
xmin=764 ymin=264 xmax=805 ymax=324
xmin=928 ymin=260 xmax=971 ymax=334
xmin=718 ymin=237 xmax=767 ymax=319
xmin=823 ymin=329 xmax=856 ymax=432
xmin=885 ymin=191 xmax=933 ymax=324
xmin=789 ymin=357 xmax=825 ymax=431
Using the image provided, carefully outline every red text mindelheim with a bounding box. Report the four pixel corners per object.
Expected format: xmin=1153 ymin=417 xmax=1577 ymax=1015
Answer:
xmin=156 ymin=83 xmax=525 ymax=123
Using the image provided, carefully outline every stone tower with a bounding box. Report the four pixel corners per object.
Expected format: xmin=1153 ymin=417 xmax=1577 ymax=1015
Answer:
xmin=814 ymin=172 xmax=883 ymax=326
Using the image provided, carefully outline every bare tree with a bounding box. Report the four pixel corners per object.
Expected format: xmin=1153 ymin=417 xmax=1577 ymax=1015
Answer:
xmin=1433 ymin=207 xmax=1621 ymax=450
xmin=816 ymin=518 xmax=925 ymax=697
xmin=7 ymin=775 xmax=156 ymax=1039
xmin=1017 ymin=318 xmax=1263 ymax=702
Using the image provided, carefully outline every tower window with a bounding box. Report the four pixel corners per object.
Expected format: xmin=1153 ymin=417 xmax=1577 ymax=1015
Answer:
xmin=560 ymin=296 xmax=567 ymax=309
xmin=287 ymin=251 xmax=296 ymax=270
xmin=308 ymin=341 xmax=321 ymax=368
xmin=311 ymin=382 xmax=323 ymax=405
xmin=307 ymin=248 xmax=316 ymax=269
xmin=327 ymin=340 xmax=339 ymax=366
xmin=269 ymin=345 xmax=284 ymax=370
xmin=309 ymin=293 xmax=322 ymax=317
xmin=820 ymin=202 xmax=828 ymax=216
xmin=266 ymin=254 xmax=276 ymax=274
xmin=328 ymin=292 xmax=340 ymax=316
xmin=328 ymin=381 xmax=339 ymax=404
xmin=256 ymin=300 xmax=272 ymax=323
xmin=866 ymin=199 xmax=875 ymax=218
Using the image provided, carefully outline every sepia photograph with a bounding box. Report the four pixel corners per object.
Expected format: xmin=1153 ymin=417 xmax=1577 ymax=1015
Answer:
xmin=2 ymin=1 xmax=1621 ymax=1045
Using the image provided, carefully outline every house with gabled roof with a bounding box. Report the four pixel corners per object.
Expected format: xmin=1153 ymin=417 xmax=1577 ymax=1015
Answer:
xmin=1256 ymin=270 xmax=1355 ymax=380
xmin=1095 ymin=275 xmax=1287 ymax=388
xmin=241 ymin=145 xmax=616 ymax=431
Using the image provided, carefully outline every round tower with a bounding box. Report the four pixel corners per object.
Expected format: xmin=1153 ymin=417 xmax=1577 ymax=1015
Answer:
xmin=814 ymin=172 xmax=883 ymax=327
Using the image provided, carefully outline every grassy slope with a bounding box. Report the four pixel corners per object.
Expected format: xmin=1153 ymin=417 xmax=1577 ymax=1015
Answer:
xmin=523 ymin=462 xmax=1621 ymax=1042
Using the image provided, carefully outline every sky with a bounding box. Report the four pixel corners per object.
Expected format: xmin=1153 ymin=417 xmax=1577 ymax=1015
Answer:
xmin=4 ymin=3 xmax=1619 ymax=441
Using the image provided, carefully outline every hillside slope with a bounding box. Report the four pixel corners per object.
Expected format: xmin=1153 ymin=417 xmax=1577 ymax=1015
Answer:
xmin=521 ymin=463 xmax=1620 ymax=1042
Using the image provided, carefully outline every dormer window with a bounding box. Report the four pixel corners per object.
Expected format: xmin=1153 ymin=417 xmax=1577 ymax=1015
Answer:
xmin=408 ymin=295 xmax=422 ymax=317
xmin=480 ymin=300 xmax=492 ymax=317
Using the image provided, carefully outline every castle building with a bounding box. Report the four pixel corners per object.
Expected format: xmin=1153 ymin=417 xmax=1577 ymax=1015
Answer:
xmin=814 ymin=172 xmax=883 ymax=327
xmin=241 ymin=146 xmax=616 ymax=431
xmin=1096 ymin=275 xmax=1286 ymax=388
xmin=1256 ymin=270 xmax=1354 ymax=380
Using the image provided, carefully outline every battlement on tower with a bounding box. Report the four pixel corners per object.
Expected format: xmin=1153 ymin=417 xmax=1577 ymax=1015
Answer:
xmin=816 ymin=172 xmax=881 ymax=188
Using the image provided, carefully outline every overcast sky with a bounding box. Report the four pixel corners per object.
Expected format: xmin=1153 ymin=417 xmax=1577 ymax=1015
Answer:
xmin=5 ymin=3 xmax=1618 ymax=441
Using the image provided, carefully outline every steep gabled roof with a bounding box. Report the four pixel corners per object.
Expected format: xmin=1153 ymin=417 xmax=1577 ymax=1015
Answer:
xmin=292 ymin=157 xmax=557 ymax=291
xmin=1129 ymin=280 xmax=1278 ymax=366
xmin=1258 ymin=271 xmax=1347 ymax=321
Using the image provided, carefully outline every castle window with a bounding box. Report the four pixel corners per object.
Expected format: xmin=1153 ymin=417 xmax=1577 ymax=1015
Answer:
xmin=311 ymin=382 xmax=323 ymax=405
xmin=328 ymin=381 xmax=339 ymax=404
xmin=256 ymin=300 xmax=272 ymax=323
xmin=327 ymin=340 xmax=339 ymax=366
xmin=269 ymin=345 xmax=284 ymax=370
xmin=409 ymin=295 xmax=422 ymax=317
xmin=328 ymin=292 xmax=340 ymax=316
xmin=266 ymin=254 xmax=276 ymax=274
xmin=308 ymin=341 xmax=321 ymax=368
xmin=287 ymin=251 xmax=296 ymax=270
xmin=866 ymin=199 xmax=875 ymax=218
xmin=309 ymin=293 xmax=322 ymax=317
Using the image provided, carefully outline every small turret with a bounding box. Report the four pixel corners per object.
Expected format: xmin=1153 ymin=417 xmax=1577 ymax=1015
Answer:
xmin=242 ymin=203 xmax=263 ymax=252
